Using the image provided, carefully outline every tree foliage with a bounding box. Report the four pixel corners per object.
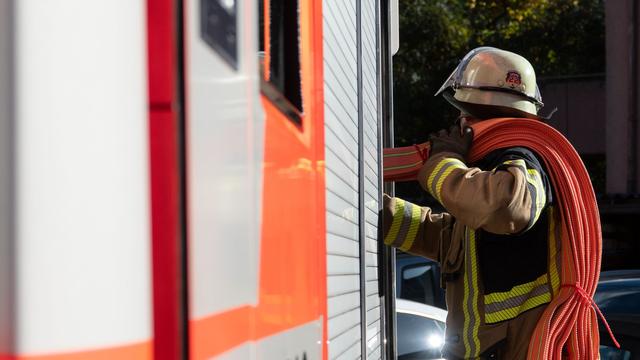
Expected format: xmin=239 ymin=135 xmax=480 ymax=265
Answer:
xmin=393 ymin=0 xmax=605 ymax=146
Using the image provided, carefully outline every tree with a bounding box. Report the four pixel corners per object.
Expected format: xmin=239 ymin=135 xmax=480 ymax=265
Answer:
xmin=393 ymin=0 xmax=605 ymax=146
xmin=392 ymin=0 xmax=605 ymax=199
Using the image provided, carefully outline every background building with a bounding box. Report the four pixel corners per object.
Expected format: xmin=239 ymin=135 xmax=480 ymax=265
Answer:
xmin=537 ymin=0 xmax=640 ymax=270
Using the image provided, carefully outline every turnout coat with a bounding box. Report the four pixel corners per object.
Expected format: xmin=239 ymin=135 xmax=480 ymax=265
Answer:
xmin=382 ymin=147 xmax=560 ymax=359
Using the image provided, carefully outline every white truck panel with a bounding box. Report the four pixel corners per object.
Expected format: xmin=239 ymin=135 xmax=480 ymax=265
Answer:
xmin=185 ymin=0 xmax=264 ymax=318
xmin=361 ymin=1 xmax=383 ymax=358
xmin=324 ymin=0 xmax=362 ymax=357
xmin=14 ymin=0 xmax=151 ymax=352
xmin=325 ymin=0 xmax=383 ymax=358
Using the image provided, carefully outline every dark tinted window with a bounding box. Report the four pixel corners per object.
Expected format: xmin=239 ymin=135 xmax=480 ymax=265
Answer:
xmin=397 ymin=312 xmax=445 ymax=360
xmin=201 ymin=0 xmax=238 ymax=69
xmin=401 ymin=264 xmax=436 ymax=305
xmin=258 ymin=1 xmax=302 ymax=124
xmin=268 ymin=1 xmax=302 ymax=112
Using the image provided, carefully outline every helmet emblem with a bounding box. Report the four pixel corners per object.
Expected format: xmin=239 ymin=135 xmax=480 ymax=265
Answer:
xmin=505 ymin=71 xmax=522 ymax=88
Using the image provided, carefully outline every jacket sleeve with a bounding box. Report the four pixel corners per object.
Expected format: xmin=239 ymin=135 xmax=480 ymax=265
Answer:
xmin=416 ymin=151 xmax=548 ymax=235
xmin=380 ymin=194 xmax=454 ymax=262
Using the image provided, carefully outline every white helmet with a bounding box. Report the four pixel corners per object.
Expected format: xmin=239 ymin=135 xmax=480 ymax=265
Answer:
xmin=436 ymin=47 xmax=552 ymax=120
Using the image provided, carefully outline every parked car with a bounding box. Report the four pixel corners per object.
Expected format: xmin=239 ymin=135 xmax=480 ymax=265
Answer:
xmin=396 ymin=298 xmax=447 ymax=360
xmin=595 ymin=270 xmax=640 ymax=360
xmin=394 ymin=260 xmax=640 ymax=359
xmin=396 ymin=252 xmax=446 ymax=309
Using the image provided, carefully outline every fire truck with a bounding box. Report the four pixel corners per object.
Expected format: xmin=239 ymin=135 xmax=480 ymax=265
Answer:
xmin=0 ymin=0 xmax=400 ymax=359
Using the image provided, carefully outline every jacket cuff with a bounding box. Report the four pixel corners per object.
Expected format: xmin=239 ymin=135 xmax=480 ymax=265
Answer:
xmin=417 ymin=152 xmax=468 ymax=203
xmin=382 ymin=196 xmax=422 ymax=251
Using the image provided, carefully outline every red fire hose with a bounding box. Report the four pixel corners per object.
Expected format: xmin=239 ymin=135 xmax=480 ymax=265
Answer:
xmin=383 ymin=118 xmax=618 ymax=359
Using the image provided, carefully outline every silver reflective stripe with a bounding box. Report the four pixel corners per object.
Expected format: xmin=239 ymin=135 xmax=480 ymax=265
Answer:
xmin=525 ymin=180 xmax=538 ymax=230
xmin=391 ymin=201 xmax=414 ymax=248
xmin=527 ymin=169 xmax=546 ymax=224
xmin=484 ymin=283 xmax=550 ymax=314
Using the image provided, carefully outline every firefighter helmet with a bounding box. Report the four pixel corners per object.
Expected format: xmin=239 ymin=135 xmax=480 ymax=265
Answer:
xmin=436 ymin=47 xmax=548 ymax=120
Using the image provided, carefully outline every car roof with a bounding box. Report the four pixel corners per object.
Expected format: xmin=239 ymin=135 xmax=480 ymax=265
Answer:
xmin=396 ymin=298 xmax=447 ymax=323
xmin=599 ymin=269 xmax=640 ymax=281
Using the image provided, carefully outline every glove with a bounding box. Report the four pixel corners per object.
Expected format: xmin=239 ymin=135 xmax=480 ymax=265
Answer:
xmin=429 ymin=124 xmax=474 ymax=161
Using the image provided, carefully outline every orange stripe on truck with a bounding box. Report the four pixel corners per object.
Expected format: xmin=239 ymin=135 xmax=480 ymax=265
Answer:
xmin=190 ymin=305 xmax=253 ymax=359
xmin=1 ymin=341 xmax=151 ymax=360
xmin=188 ymin=0 xmax=327 ymax=358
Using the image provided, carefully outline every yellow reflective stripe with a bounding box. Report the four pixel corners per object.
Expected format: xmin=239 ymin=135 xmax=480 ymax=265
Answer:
xmin=484 ymin=292 xmax=551 ymax=324
xmin=383 ymin=198 xmax=405 ymax=246
xmin=469 ymin=230 xmax=481 ymax=354
xmin=501 ymin=159 xmax=527 ymax=170
xmin=548 ymin=207 xmax=561 ymax=297
xmin=484 ymin=279 xmax=550 ymax=324
xmin=501 ymin=159 xmax=547 ymax=228
xmin=462 ymin=233 xmax=472 ymax=357
xmin=435 ymin=162 xmax=463 ymax=201
xmin=484 ymin=273 xmax=548 ymax=305
xmin=463 ymin=228 xmax=480 ymax=358
xmin=426 ymin=159 xmax=449 ymax=195
xmin=428 ymin=158 xmax=466 ymax=202
xmin=399 ymin=204 xmax=422 ymax=251
xmin=526 ymin=168 xmax=546 ymax=224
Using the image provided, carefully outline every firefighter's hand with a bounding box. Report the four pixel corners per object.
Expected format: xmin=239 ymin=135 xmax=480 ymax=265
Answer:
xmin=429 ymin=124 xmax=474 ymax=161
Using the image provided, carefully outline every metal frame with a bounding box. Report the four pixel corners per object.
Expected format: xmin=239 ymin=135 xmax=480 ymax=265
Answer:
xmin=0 ymin=0 xmax=15 ymax=354
xmin=177 ymin=0 xmax=189 ymax=357
xmin=378 ymin=1 xmax=397 ymax=359
xmin=356 ymin=0 xmax=368 ymax=357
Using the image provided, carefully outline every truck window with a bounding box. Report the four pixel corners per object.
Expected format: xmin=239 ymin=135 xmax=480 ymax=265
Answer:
xmin=258 ymin=0 xmax=302 ymax=125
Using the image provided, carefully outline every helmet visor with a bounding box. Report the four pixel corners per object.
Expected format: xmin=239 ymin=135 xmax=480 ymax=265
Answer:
xmin=434 ymin=46 xmax=499 ymax=97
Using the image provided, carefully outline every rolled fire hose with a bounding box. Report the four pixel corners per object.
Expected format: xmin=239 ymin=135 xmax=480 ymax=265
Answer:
xmin=383 ymin=118 xmax=619 ymax=359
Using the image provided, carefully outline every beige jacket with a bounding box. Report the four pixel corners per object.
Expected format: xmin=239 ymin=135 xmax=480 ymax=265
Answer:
xmin=383 ymin=150 xmax=561 ymax=359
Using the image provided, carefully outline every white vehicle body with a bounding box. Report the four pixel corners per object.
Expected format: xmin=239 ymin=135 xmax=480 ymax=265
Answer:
xmin=0 ymin=1 xmax=399 ymax=359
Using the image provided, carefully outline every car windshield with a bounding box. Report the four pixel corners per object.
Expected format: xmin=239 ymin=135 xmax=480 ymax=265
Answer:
xmin=397 ymin=311 xmax=445 ymax=360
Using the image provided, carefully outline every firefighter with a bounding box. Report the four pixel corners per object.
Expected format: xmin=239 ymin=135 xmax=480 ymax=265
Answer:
xmin=383 ymin=47 xmax=559 ymax=359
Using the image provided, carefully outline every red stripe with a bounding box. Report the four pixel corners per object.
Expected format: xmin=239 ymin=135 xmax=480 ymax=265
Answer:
xmin=147 ymin=0 xmax=183 ymax=358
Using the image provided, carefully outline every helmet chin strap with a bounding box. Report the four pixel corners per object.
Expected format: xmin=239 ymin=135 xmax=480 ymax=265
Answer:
xmin=455 ymin=113 xmax=481 ymax=128
xmin=443 ymin=91 xmax=555 ymax=122
xmin=539 ymin=107 xmax=558 ymax=121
